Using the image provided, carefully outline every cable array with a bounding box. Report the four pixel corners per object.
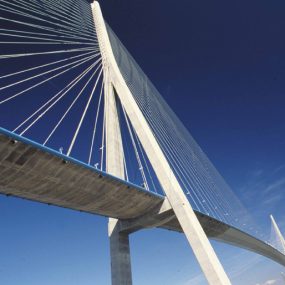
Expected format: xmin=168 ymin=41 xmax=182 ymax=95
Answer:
xmin=0 ymin=0 xmax=106 ymax=168
xmin=105 ymin=22 xmax=263 ymax=237
xmin=0 ymin=0 xmax=265 ymax=239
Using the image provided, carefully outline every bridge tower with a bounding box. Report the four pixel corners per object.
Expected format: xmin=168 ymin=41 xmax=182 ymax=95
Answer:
xmin=270 ymin=215 xmax=285 ymax=254
xmin=91 ymin=1 xmax=231 ymax=285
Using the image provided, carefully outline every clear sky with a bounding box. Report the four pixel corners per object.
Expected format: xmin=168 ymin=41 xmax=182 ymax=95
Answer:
xmin=1 ymin=0 xmax=285 ymax=284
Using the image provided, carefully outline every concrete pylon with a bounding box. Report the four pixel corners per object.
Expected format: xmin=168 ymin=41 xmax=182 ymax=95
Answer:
xmin=108 ymin=219 xmax=132 ymax=285
xmin=92 ymin=2 xmax=231 ymax=284
xmin=105 ymin=69 xmax=132 ymax=285
xmin=270 ymin=215 xmax=285 ymax=254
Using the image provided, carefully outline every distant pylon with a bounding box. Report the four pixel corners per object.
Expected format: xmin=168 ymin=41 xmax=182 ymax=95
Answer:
xmin=281 ymin=272 xmax=285 ymax=283
xmin=270 ymin=215 xmax=285 ymax=254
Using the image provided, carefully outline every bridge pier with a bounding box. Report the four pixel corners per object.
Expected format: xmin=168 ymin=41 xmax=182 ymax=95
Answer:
xmin=109 ymin=218 xmax=132 ymax=285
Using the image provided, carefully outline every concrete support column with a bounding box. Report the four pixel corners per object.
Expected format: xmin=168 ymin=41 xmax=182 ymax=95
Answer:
xmin=109 ymin=218 xmax=132 ymax=285
xmin=104 ymin=70 xmax=132 ymax=285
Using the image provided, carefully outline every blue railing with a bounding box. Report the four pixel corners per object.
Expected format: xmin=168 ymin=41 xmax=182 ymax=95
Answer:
xmin=0 ymin=127 xmax=165 ymax=199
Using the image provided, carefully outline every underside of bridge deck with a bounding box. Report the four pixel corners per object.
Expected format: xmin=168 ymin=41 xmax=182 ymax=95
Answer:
xmin=1 ymin=129 xmax=285 ymax=268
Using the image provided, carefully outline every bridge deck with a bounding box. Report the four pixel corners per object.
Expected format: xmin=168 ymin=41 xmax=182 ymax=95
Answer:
xmin=0 ymin=127 xmax=285 ymax=267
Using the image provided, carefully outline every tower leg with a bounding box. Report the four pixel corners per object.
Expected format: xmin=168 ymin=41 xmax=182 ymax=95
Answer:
xmin=103 ymin=69 xmax=132 ymax=284
xmin=109 ymin=218 xmax=132 ymax=285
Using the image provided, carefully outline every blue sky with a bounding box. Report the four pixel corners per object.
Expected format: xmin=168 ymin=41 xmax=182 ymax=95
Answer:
xmin=1 ymin=0 xmax=285 ymax=284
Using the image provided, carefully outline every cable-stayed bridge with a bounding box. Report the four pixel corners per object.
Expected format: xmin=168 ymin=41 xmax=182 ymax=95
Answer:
xmin=0 ymin=1 xmax=284 ymax=284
